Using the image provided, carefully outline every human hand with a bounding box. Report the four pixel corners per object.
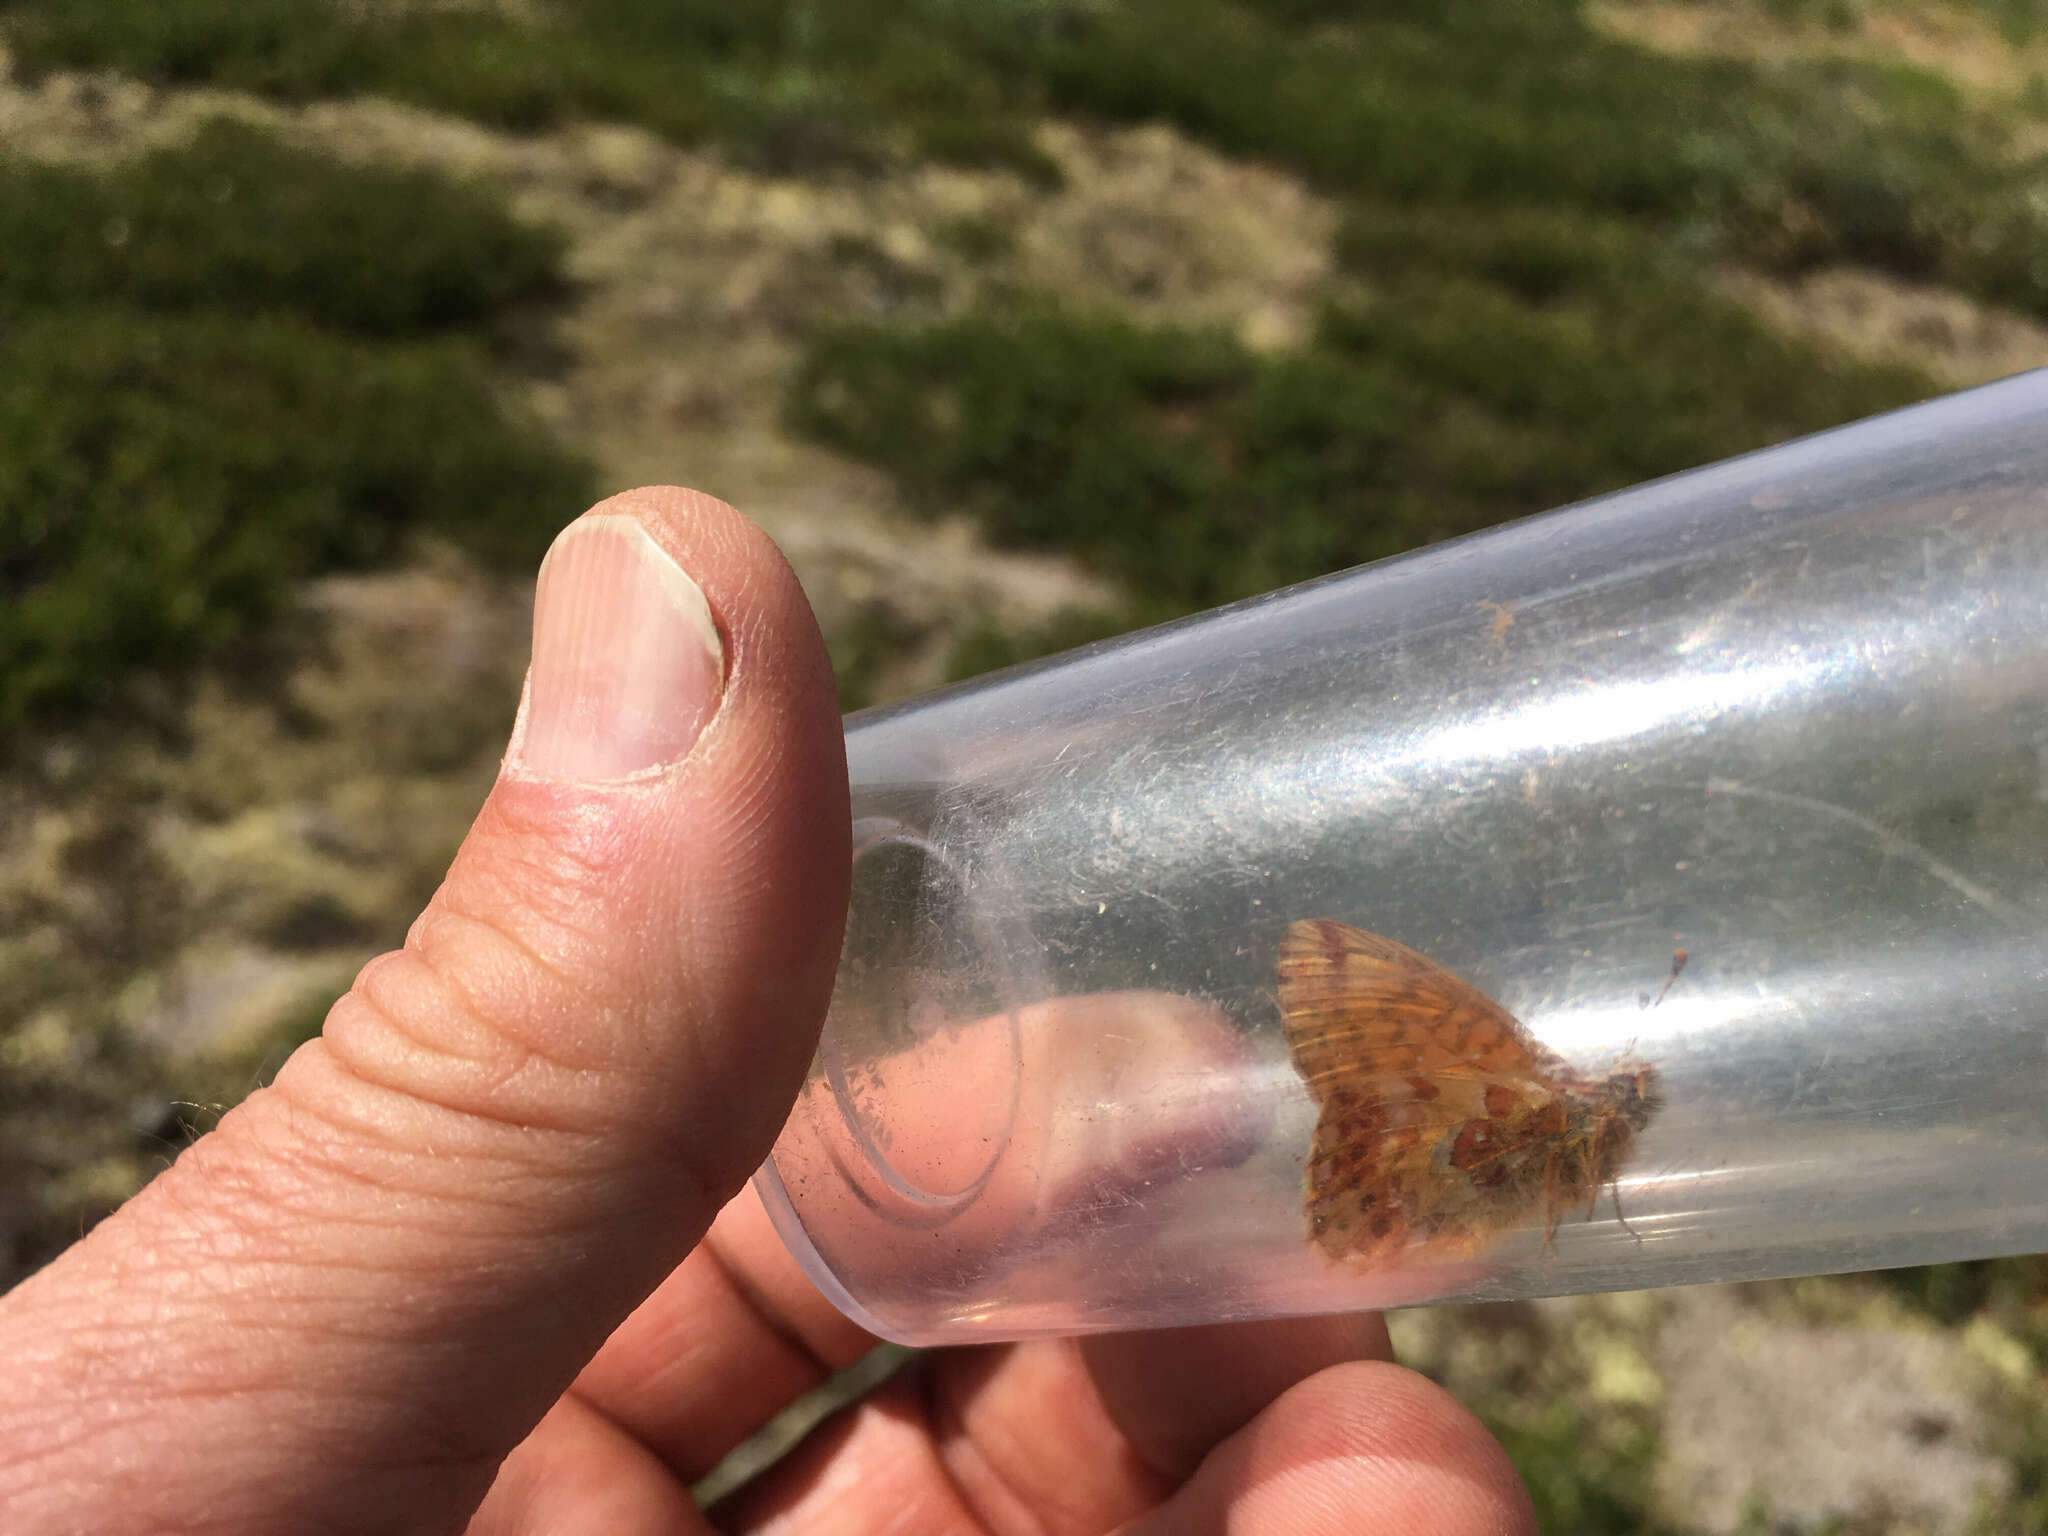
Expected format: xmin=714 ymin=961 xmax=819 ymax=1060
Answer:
xmin=0 ymin=490 xmax=1535 ymax=1535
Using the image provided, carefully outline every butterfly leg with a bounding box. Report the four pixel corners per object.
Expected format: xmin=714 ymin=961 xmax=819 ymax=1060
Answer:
xmin=1609 ymin=1178 xmax=1644 ymax=1244
xmin=1540 ymin=1153 xmax=1564 ymax=1250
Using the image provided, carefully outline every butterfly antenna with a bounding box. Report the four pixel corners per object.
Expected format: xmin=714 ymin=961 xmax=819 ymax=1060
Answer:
xmin=1649 ymin=947 xmax=1688 ymax=1008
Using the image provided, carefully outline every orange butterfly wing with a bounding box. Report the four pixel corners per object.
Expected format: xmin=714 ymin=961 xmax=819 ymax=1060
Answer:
xmin=1278 ymin=919 xmax=1583 ymax=1265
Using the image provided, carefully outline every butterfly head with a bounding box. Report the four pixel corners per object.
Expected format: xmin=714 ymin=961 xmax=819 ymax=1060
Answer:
xmin=1601 ymin=1061 xmax=1664 ymax=1134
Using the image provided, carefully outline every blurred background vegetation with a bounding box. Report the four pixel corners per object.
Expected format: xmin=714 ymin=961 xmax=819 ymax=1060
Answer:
xmin=1 ymin=0 xmax=2044 ymax=1529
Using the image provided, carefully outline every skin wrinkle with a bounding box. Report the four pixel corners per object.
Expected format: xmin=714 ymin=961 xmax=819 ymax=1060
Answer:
xmin=1081 ymin=1317 xmax=1399 ymax=1487
xmin=406 ymin=887 xmax=609 ymax=1045
xmin=0 ymin=1373 xmax=125 ymax=1468
xmin=157 ymin=1102 xmax=434 ymax=1245
xmin=562 ymin=1365 xmax=740 ymax=1495
xmin=109 ymin=1115 xmax=724 ymax=1500
xmin=563 ymin=1339 xmax=756 ymax=1487
xmin=12 ymin=1479 xmax=315 ymax=1536
xmin=117 ymin=1217 xmax=432 ymax=1309
xmin=920 ymin=1362 xmax=1035 ymax=1536
xmin=440 ymin=793 xmax=663 ymax=968
xmin=477 ymin=1395 xmax=712 ymax=1536
xmin=348 ymin=803 xmax=832 ymax=1204
xmin=694 ymin=1230 xmax=842 ymax=1385
xmin=330 ymin=959 xmax=633 ymax=1142
xmin=183 ymin=1328 xmax=519 ymax=1507
xmin=258 ymin=1045 xmax=606 ymax=1202
xmin=37 ymin=1081 xmax=688 ymax=1515
xmin=112 ymin=1164 xmax=284 ymax=1275
xmin=431 ymin=779 xmax=682 ymax=947
xmin=91 ymin=1259 xmax=440 ymax=1385
xmin=99 ymin=1101 xmax=638 ymax=1402
xmin=657 ymin=1314 xmax=822 ymax=1482
xmin=684 ymin=1230 xmax=1423 ymax=1532
xmin=408 ymin=772 xmax=834 ymax=1189
xmin=79 ymin=1370 xmax=418 ymax=1432
xmin=211 ymin=1460 xmax=493 ymax=1536
xmin=352 ymin=963 xmax=614 ymax=1134
xmin=564 ymin=1227 xmax=854 ymax=1483
xmin=922 ymin=1355 xmax=1108 ymax=1536
xmin=2 ymin=1308 xmax=497 ymax=1531
xmin=736 ymin=1379 xmax=980 ymax=1536
xmin=340 ymin=949 xmax=547 ymax=1093
xmin=386 ymin=899 xmax=613 ymax=1075
xmin=700 ymin=1200 xmax=873 ymax=1368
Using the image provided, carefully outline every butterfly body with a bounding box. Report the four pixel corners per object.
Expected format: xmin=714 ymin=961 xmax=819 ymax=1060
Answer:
xmin=1278 ymin=918 xmax=1662 ymax=1266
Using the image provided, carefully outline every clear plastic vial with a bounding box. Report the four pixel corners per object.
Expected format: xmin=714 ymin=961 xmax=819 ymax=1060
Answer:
xmin=756 ymin=371 xmax=2048 ymax=1346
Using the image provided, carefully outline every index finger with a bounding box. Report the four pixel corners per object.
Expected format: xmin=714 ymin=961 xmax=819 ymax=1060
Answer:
xmin=561 ymin=983 xmax=1267 ymax=1482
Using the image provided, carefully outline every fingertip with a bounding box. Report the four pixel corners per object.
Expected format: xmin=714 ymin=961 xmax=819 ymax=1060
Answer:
xmin=1135 ymin=1359 xmax=1536 ymax=1536
xmin=470 ymin=1397 xmax=703 ymax=1536
xmin=703 ymin=1186 xmax=878 ymax=1368
xmin=1083 ymin=1310 xmax=1395 ymax=1482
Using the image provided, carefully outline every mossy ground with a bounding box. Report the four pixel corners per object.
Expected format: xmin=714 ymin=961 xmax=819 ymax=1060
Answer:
xmin=2 ymin=0 xmax=2045 ymax=1527
xmin=0 ymin=116 xmax=589 ymax=729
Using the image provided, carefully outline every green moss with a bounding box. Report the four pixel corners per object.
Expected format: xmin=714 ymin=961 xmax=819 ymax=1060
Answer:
xmin=11 ymin=2 xmax=2048 ymax=314
xmin=2 ymin=0 xmax=387 ymax=94
xmin=1498 ymin=1399 xmax=1677 ymax=1536
xmin=0 ymin=119 xmax=565 ymax=336
xmin=1993 ymin=1426 xmax=2048 ymax=1536
xmin=1878 ymin=1257 xmax=2048 ymax=1366
xmin=829 ymin=602 xmax=923 ymax=711
xmin=942 ymin=606 xmax=1139 ymax=686
xmin=0 ymin=311 xmax=589 ymax=729
xmin=0 ymin=118 xmax=590 ymax=737
xmin=0 ymin=0 xmax=1054 ymax=179
xmin=797 ymin=198 xmax=1931 ymax=687
xmin=791 ymin=280 xmax=1932 ymax=625
xmin=1003 ymin=0 xmax=2048 ymax=308
xmin=1327 ymin=203 xmax=1936 ymax=495
xmin=933 ymin=213 xmax=1018 ymax=264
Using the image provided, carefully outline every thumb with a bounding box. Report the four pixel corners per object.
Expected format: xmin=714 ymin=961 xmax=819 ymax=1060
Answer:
xmin=0 ymin=489 xmax=850 ymax=1534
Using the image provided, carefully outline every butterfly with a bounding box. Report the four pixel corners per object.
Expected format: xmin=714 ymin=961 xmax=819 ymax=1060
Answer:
xmin=1278 ymin=918 xmax=1663 ymax=1266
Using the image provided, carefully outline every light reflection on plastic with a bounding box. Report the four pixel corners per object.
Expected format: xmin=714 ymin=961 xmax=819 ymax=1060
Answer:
xmin=1401 ymin=659 xmax=1813 ymax=769
xmin=1526 ymin=996 xmax=1701 ymax=1061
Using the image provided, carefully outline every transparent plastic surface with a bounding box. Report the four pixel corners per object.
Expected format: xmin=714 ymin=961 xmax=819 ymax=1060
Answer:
xmin=758 ymin=372 xmax=2048 ymax=1346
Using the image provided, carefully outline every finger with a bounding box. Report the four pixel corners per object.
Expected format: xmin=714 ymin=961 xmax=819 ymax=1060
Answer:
xmin=719 ymin=1370 xmax=985 ymax=1535
xmin=913 ymin=1316 xmax=1391 ymax=1532
xmin=714 ymin=1316 xmax=1394 ymax=1535
xmin=1079 ymin=1312 xmax=1393 ymax=1481
xmin=768 ymin=989 xmax=1262 ymax=1291
xmin=561 ymin=1188 xmax=875 ymax=1483
xmin=467 ymin=1396 xmax=710 ymax=1536
xmin=473 ymin=1190 xmax=879 ymax=1534
xmin=1119 ymin=1361 xmax=1536 ymax=1536
xmin=0 ymin=490 xmax=850 ymax=1536
xmin=559 ymin=988 xmax=1263 ymax=1486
